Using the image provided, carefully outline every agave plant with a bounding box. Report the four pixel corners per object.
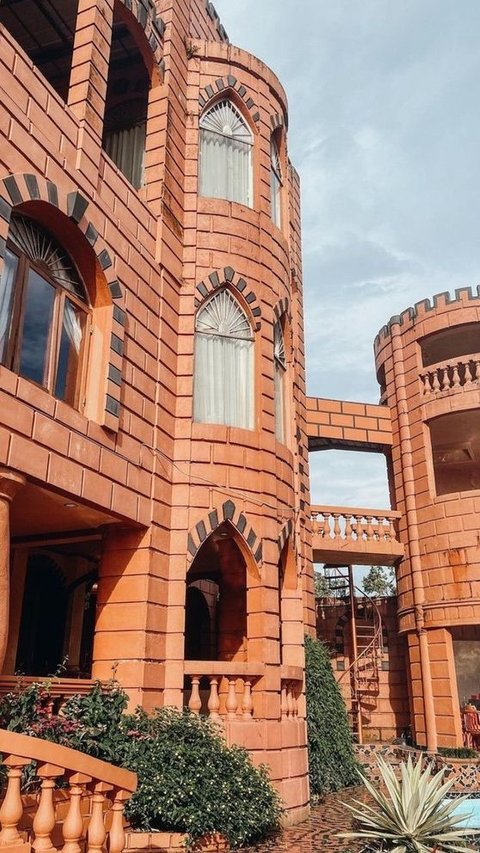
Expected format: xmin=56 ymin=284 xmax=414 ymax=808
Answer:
xmin=340 ymin=754 xmax=480 ymax=853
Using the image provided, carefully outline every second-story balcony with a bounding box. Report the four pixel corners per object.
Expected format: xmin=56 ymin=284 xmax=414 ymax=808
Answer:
xmin=311 ymin=505 xmax=404 ymax=566
xmin=420 ymin=352 xmax=480 ymax=399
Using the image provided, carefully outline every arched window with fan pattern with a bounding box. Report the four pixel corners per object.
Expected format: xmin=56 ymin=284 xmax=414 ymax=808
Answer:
xmin=194 ymin=289 xmax=254 ymax=428
xmin=0 ymin=215 xmax=90 ymax=407
xmin=271 ymin=135 xmax=282 ymax=228
xmin=274 ymin=318 xmax=287 ymax=442
xmin=199 ymin=100 xmax=253 ymax=206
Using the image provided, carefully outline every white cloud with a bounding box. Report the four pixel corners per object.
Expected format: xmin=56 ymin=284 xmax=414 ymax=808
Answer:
xmin=211 ymin=0 xmax=480 ymax=504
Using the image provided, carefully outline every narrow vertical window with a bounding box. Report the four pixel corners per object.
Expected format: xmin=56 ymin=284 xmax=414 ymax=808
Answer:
xmin=271 ymin=136 xmax=282 ymax=228
xmin=274 ymin=319 xmax=286 ymax=442
xmin=199 ymin=100 xmax=253 ymax=206
xmin=102 ymin=11 xmax=150 ymax=190
xmin=194 ymin=290 xmax=254 ymax=429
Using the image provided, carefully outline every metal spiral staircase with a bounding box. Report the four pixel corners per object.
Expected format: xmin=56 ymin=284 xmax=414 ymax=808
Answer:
xmin=324 ymin=565 xmax=385 ymax=742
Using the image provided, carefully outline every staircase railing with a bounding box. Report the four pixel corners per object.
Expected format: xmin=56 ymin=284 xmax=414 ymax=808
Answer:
xmin=0 ymin=729 xmax=137 ymax=853
xmin=320 ymin=566 xmax=386 ymax=741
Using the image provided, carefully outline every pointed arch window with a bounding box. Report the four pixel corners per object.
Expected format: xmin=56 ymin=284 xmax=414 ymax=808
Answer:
xmin=271 ymin=136 xmax=282 ymax=227
xmin=274 ymin=319 xmax=286 ymax=442
xmin=199 ymin=100 xmax=253 ymax=206
xmin=194 ymin=289 xmax=254 ymax=428
xmin=0 ymin=215 xmax=90 ymax=407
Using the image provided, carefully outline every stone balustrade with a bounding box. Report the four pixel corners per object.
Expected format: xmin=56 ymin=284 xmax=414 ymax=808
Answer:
xmin=420 ymin=352 xmax=480 ymax=397
xmin=310 ymin=505 xmax=403 ymax=567
xmin=0 ymin=677 xmax=97 ymax=715
xmin=184 ymin=662 xmax=264 ymax=720
xmin=0 ymin=728 xmax=136 ymax=853
xmin=279 ymin=667 xmax=303 ymax=720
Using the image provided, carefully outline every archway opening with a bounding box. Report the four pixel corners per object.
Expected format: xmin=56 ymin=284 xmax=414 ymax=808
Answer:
xmin=185 ymin=523 xmax=247 ymax=663
xmin=103 ymin=6 xmax=150 ymax=188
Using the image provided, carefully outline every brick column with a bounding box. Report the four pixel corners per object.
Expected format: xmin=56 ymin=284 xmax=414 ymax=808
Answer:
xmin=0 ymin=469 xmax=26 ymax=672
xmin=68 ymin=0 xmax=115 ymax=181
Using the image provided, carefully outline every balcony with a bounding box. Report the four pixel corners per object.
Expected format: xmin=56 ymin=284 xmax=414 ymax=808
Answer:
xmin=184 ymin=661 xmax=265 ymax=720
xmin=420 ymin=353 xmax=480 ymax=398
xmin=183 ymin=662 xmax=303 ymax=721
xmin=311 ymin=505 xmax=404 ymax=566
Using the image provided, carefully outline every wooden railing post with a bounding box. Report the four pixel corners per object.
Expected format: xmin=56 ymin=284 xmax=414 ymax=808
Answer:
xmin=33 ymin=763 xmax=64 ymax=853
xmin=0 ymin=755 xmax=31 ymax=846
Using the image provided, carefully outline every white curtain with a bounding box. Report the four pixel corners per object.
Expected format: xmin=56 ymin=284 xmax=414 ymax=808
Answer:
xmin=0 ymin=249 xmax=17 ymax=362
xmin=274 ymin=360 xmax=285 ymax=442
xmin=271 ymin=138 xmax=282 ymax=227
xmin=63 ymin=299 xmax=83 ymax=353
xmin=194 ymin=332 xmax=254 ymax=428
xmin=271 ymin=168 xmax=281 ymax=227
xmin=104 ymin=122 xmax=146 ymax=189
xmin=199 ymin=129 xmax=252 ymax=205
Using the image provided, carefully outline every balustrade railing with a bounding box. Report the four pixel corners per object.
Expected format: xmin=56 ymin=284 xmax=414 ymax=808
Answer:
xmin=0 ymin=729 xmax=136 ymax=853
xmin=184 ymin=662 xmax=264 ymax=721
xmin=0 ymin=677 xmax=97 ymax=716
xmin=310 ymin=506 xmax=401 ymax=544
xmin=420 ymin=353 xmax=480 ymax=397
xmin=279 ymin=667 xmax=303 ymax=720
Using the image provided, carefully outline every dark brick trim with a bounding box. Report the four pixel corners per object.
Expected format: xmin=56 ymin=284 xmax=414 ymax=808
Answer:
xmin=187 ymin=501 xmax=262 ymax=567
xmin=117 ymin=0 xmax=165 ymax=68
xmin=273 ymin=297 xmax=290 ymax=323
xmin=195 ymin=267 xmax=262 ymax=331
xmin=0 ymin=171 xmax=127 ymax=433
xmin=277 ymin=519 xmax=294 ymax=554
xmin=199 ymin=77 xmax=258 ymax=124
xmin=204 ymin=1 xmax=229 ymax=42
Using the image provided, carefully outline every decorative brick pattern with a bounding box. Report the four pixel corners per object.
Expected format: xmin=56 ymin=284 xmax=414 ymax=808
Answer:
xmin=195 ymin=267 xmax=262 ymax=330
xmin=204 ymin=2 xmax=229 ymax=43
xmin=0 ymin=173 xmax=125 ymax=431
xmin=277 ymin=518 xmax=294 ymax=554
xmin=375 ymin=286 xmax=480 ymax=349
xmin=199 ymin=77 xmax=259 ymax=124
xmin=118 ymin=0 xmax=165 ymax=67
xmin=273 ymin=297 xmax=290 ymax=323
xmin=186 ymin=500 xmax=262 ymax=567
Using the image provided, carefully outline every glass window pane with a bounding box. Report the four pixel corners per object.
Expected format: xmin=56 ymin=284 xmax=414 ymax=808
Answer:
xmin=54 ymin=299 xmax=86 ymax=405
xmin=18 ymin=270 xmax=55 ymax=386
xmin=0 ymin=248 xmax=18 ymax=363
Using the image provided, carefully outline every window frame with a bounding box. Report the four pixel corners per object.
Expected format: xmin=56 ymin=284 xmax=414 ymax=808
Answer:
xmin=193 ymin=288 xmax=255 ymax=430
xmin=270 ymin=134 xmax=283 ymax=228
xmin=2 ymin=223 xmax=91 ymax=410
xmin=199 ymin=98 xmax=254 ymax=207
xmin=273 ymin=318 xmax=287 ymax=443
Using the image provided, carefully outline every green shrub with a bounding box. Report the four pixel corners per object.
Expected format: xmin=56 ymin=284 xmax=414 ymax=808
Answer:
xmin=117 ymin=707 xmax=282 ymax=846
xmin=437 ymin=746 xmax=480 ymax=759
xmin=0 ymin=679 xmax=282 ymax=847
xmin=305 ymin=634 xmax=358 ymax=795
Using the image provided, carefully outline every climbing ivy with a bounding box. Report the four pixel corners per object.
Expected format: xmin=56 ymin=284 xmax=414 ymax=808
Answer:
xmin=305 ymin=634 xmax=359 ymax=795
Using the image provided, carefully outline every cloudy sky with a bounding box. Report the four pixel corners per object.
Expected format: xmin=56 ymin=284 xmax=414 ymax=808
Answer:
xmin=212 ymin=0 xmax=480 ymax=508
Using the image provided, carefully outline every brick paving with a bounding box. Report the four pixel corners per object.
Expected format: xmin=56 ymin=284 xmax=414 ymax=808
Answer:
xmin=244 ymin=786 xmax=370 ymax=853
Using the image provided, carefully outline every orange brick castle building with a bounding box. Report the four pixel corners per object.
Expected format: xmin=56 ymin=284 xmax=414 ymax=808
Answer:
xmin=1 ymin=0 xmax=479 ymax=824
xmin=0 ymin=0 xmax=310 ymax=821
